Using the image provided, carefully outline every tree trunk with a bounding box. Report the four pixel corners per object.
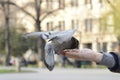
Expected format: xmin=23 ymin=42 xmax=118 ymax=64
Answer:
xmin=35 ymin=0 xmax=45 ymax=62
xmin=5 ymin=14 xmax=11 ymax=66
xmin=2 ymin=0 xmax=11 ymax=66
xmin=35 ymin=20 xmax=45 ymax=61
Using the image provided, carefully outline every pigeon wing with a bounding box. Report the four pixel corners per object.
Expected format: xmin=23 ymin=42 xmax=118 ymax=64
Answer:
xmin=44 ymin=43 xmax=55 ymax=71
xmin=50 ymin=29 xmax=76 ymax=44
xmin=22 ymin=32 xmax=45 ymax=38
xmin=22 ymin=31 xmax=60 ymax=40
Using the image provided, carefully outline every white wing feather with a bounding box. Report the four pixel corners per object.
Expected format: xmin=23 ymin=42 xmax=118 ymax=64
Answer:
xmin=22 ymin=32 xmax=45 ymax=38
xmin=22 ymin=29 xmax=76 ymax=43
xmin=50 ymin=29 xmax=76 ymax=44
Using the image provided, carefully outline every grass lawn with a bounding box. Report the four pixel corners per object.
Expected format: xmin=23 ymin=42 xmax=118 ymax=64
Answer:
xmin=0 ymin=69 xmax=36 ymax=74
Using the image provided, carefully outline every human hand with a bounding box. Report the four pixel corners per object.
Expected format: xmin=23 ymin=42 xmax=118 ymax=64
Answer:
xmin=60 ymin=48 xmax=103 ymax=63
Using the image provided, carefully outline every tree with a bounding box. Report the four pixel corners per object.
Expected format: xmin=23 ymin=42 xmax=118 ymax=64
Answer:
xmin=0 ymin=0 xmax=11 ymax=65
xmin=0 ymin=26 xmax=34 ymax=56
xmin=0 ymin=0 xmax=63 ymax=62
xmin=107 ymin=0 xmax=120 ymax=39
xmin=14 ymin=0 xmax=61 ymax=61
xmin=102 ymin=0 xmax=120 ymax=52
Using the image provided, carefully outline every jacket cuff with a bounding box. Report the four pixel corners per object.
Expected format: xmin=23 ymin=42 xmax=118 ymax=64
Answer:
xmin=108 ymin=52 xmax=120 ymax=72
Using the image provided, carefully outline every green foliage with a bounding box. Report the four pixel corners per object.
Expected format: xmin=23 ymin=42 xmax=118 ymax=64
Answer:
xmin=0 ymin=26 xmax=37 ymax=56
xmin=103 ymin=0 xmax=120 ymax=40
xmin=0 ymin=69 xmax=36 ymax=73
xmin=110 ymin=0 xmax=120 ymax=39
xmin=0 ymin=69 xmax=16 ymax=73
xmin=10 ymin=28 xmax=27 ymax=56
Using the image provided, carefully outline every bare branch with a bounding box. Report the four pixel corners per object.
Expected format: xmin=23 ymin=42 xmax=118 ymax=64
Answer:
xmin=0 ymin=1 xmax=36 ymax=20
xmin=107 ymin=0 xmax=111 ymax=3
xmin=41 ymin=8 xmax=62 ymax=22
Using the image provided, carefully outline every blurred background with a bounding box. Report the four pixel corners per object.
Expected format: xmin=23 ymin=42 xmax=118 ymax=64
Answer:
xmin=0 ymin=0 xmax=120 ymax=73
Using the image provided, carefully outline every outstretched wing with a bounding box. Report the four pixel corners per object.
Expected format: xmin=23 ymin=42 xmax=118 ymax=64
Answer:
xmin=22 ymin=29 xmax=75 ymax=42
xmin=50 ymin=29 xmax=76 ymax=44
xmin=22 ymin=31 xmax=59 ymax=40
xmin=22 ymin=32 xmax=45 ymax=38
xmin=44 ymin=43 xmax=55 ymax=71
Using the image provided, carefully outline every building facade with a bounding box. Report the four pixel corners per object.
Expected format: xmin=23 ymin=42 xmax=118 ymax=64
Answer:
xmin=0 ymin=0 xmax=117 ymax=52
xmin=41 ymin=0 xmax=117 ymax=52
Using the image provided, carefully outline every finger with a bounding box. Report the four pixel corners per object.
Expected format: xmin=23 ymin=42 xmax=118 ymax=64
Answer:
xmin=60 ymin=49 xmax=78 ymax=56
xmin=63 ymin=49 xmax=78 ymax=52
xmin=60 ymin=50 xmax=67 ymax=55
xmin=63 ymin=49 xmax=71 ymax=52
xmin=60 ymin=49 xmax=72 ymax=55
xmin=64 ymin=51 xmax=81 ymax=60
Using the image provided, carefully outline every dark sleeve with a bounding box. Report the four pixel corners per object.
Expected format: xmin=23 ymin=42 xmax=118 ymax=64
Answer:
xmin=108 ymin=52 xmax=120 ymax=73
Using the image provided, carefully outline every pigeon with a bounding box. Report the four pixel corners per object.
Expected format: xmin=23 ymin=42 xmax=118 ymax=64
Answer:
xmin=23 ymin=29 xmax=79 ymax=71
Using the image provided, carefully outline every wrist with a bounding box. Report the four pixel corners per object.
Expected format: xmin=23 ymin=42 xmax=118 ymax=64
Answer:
xmin=94 ymin=52 xmax=103 ymax=63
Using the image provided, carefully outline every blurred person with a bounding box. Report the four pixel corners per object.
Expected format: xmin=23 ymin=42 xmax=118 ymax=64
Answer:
xmin=9 ymin=56 xmax=15 ymax=65
xmin=61 ymin=48 xmax=120 ymax=73
xmin=20 ymin=56 xmax=28 ymax=67
xmin=61 ymin=56 xmax=73 ymax=67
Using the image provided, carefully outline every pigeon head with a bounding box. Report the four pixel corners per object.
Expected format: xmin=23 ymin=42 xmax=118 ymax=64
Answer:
xmin=53 ymin=37 xmax=79 ymax=55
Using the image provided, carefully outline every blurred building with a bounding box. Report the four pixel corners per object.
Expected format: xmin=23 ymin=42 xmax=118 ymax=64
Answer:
xmin=0 ymin=0 xmax=117 ymax=52
xmin=40 ymin=0 xmax=117 ymax=52
xmin=16 ymin=0 xmax=117 ymax=52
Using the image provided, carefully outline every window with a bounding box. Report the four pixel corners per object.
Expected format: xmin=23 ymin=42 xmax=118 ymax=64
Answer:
xmin=85 ymin=0 xmax=92 ymax=4
xmin=99 ymin=0 xmax=103 ymax=3
xmin=59 ymin=0 xmax=65 ymax=9
xmin=71 ymin=0 xmax=79 ymax=7
xmin=99 ymin=18 xmax=103 ymax=31
xmin=84 ymin=0 xmax=92 ymax=9
xmin=83 ymin=43 xmax=92 ymax=49
xmin=85 ymin=18 xmax=93 ymax=32
xmin=97 ymin=42 xmax=101 ymax=52
xmin=99 ymin=18 xmax=106 ymax=32
xmin=58 ymin=21 xmax=65 ymax=31
xmin=99 ymin=0 xmax=103 ymax=7
xmin=71 ymin=19 xmax=79 ymax=29
xmin=97 ymin=42 xmax=107 ymax=52
xmin=46 ymin=0 xmax=53 ymax=10
xmin=102 ymin=42 xmax=107 ymax=52
xmin=46 ymin=21 xmax=53 ymax=31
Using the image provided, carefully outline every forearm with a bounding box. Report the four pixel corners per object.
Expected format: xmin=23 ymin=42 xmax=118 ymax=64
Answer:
xmin=88 ymin=51 xmax=115 ymax=68
xmin=61 ymin=49 xmax=120 ymax=73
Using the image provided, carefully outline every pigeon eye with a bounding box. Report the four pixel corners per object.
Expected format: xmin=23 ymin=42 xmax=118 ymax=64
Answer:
xmin=48 ymin=32 xmax=51 ymax=35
